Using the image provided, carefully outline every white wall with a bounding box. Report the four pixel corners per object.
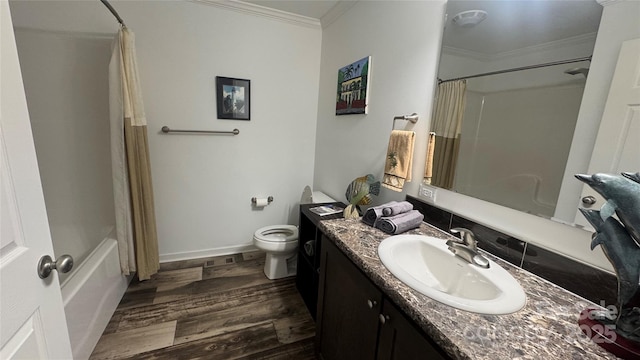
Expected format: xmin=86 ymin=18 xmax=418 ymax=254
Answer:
xmin=14 ymin=29 xmax=116 ymax=280
xmin=314 ymin=0 xmax=446 ymax=205
xmin=116 ymin=1 xmax=322 ymax=260
xmin=10 ymin=0 xmax=322 ymax=261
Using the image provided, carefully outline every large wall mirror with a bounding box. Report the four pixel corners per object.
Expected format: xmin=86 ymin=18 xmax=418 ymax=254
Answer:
xmin=430 ymin=0 xmax=603 ymax=224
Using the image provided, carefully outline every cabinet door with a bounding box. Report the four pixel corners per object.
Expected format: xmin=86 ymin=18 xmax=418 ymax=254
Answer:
xmin=377 ymin=300 xmax=449 ymax=360
xmin=316 ymin=237 xmax=383 ymax=360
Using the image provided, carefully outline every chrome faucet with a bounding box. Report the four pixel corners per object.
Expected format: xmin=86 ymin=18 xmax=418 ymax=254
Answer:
xmin=446 ymin=228 xmax=490 ymax=268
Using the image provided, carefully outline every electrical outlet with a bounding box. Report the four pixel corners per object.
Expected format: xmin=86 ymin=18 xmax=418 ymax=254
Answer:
xmin=419 ymin=184 xmax=437 ymax=203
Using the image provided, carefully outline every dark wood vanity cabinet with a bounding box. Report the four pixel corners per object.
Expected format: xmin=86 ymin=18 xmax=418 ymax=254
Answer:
xmin=296 ymin=203 xmax=346 ymax=320
xmin=316 ymin=235 xmax=449 ymax=360
xmin=376 ymin=300 xmax=447 ymax=360
xmin=316 ymin=233 xmax=383 ymax=360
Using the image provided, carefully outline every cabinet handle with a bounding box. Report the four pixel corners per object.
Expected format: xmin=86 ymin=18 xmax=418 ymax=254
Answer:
xmin=367 ymin=299 xmax=377 ymax=309
xmin=379 ymin=314 xmax=389 ymax=325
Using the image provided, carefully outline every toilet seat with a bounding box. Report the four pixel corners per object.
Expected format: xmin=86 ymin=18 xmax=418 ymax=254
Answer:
xmin=254 ymin=225 xmax=298 ymax=243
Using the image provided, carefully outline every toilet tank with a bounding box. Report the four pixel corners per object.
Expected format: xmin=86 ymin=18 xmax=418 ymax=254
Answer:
xmin=312 ymin=191 xmax=337 ymax=203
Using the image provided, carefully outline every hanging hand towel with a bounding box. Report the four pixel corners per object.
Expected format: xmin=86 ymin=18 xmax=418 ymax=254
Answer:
xmin=424 ymin=132 xmax=436 ymax=184
xmin=382 ymin=130 xmax=415 ymax=192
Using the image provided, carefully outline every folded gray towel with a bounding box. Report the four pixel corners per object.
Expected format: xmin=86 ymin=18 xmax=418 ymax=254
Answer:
xmin=375 ymin=210 xmax=424 ymax=235
xmin=362 ymin=201 xmax=397 ymax=226
xmin=382 ymin=201 xmax=413 ymax=216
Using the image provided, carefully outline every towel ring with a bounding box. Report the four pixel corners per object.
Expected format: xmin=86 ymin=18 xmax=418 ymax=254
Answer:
xmin=392 ymin=113 xmax=418 ymax=130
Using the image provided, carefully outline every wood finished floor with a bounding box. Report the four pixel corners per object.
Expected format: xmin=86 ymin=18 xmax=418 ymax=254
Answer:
xmin=90 ymin=252 xmax=317 ymax=360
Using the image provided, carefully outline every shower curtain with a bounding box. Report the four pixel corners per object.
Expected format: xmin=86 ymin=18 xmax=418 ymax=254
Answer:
xmin=109 ymin=27 xmax=159 ymax=281
xmin=430 ymin=80 xmax=467 ymax=190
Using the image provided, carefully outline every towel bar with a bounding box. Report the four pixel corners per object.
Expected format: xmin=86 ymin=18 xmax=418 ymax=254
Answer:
xmin=392 ymin=113 xmax=418 ymax=130
xmin=161 ymin=126 xmax=239 ymax=135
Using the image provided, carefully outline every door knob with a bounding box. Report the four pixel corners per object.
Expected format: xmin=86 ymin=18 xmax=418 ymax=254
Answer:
xmin=37 ymin=254 xmax=73 ymax=279
xmin=581 ymin=196 xmax=597 ymax=206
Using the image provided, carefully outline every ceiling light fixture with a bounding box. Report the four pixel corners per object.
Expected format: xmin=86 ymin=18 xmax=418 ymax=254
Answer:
xmin=452 ymin=10 xmax=488 ymax=28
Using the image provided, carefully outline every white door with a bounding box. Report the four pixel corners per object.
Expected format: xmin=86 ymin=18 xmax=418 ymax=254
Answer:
xmin=0 ymin=1 xmax=73 ymax=359
xmin=574 ymin=38 xmax=640 ymax=227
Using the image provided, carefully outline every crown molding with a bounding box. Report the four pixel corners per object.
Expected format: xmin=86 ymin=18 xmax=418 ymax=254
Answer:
xmin=443 ymin=32 xmax=598 ymax=62
xmin=442 ymin=46 xmax=494 ymax=62
xmin=596 ymin=0 xmax=621 ymax=6
xmin=188 ymin=0 xmax=321 ymax=29
xmin=320 ymin=1 xmax=358 ymax=29
xmin=494 ymin=32 xmax=598 ymax=61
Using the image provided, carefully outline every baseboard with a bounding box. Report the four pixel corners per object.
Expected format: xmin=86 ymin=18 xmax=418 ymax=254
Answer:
xmin=159 ymin=243 xmax=259 ymax=263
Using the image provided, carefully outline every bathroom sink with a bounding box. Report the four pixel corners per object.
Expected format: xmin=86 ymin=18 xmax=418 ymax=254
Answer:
xmin=378 ymin=235 xmax=526 ymax=314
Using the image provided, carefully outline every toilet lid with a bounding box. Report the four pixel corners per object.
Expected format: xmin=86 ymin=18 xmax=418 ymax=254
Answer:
xmin=255 ymin=225 xmax=298 ymax=242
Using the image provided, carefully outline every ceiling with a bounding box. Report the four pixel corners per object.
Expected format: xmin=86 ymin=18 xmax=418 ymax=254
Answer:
xmin=240 ymin=0 xmax=603 ymax=56
xmin=443 ymin=0 xmax=603 ymax=55
xmin=9 ymin=0 xmax=603 ymax=54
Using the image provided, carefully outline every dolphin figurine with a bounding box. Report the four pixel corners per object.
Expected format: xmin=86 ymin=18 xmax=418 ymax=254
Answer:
xmin=579 ymin=208 xmax=640 ymax=310
xmin=622 ymin=171 xmax=640 ymax=184
xmin=575 ymin=173 xmax=640 ymax=245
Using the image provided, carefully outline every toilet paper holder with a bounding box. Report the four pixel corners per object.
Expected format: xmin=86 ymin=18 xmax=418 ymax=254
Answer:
xmin=251 ymin=196 xmax=274 ymax=205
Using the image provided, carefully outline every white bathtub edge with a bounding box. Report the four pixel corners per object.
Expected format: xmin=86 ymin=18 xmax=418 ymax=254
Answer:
xmin=61 ymin=229 xmax=129 ymax=360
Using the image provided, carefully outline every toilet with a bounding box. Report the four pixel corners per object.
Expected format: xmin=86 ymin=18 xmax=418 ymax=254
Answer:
xmin=254 ymin=190 xmax=336 ymax=280
xmin=253 ymin=225 xmax=299 ymax=279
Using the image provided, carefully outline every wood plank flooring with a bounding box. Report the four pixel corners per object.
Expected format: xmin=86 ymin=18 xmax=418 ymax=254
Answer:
xmin=90 ymin=252 xmax=316 ymax=360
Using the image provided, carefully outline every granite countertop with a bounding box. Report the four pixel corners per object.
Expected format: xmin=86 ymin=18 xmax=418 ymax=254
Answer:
xmin=318 ymin=218 xmax=617 ymax=360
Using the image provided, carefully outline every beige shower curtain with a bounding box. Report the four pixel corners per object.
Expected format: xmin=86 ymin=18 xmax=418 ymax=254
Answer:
xmin=110 ymin=27 xmax=159 ymax=281
xmin=430 ymin=80 xmax=467 ymax=190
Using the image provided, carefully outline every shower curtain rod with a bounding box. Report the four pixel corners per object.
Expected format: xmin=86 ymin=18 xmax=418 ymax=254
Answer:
xmin=100 ymin=0 xmax=126 ymax=27
xmin=438 ymin=55 xmax=592 ymax=84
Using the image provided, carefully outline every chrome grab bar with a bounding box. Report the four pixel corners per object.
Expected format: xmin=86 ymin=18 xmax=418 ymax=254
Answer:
xmin=161 ymin=126 xmax=239 ymax=135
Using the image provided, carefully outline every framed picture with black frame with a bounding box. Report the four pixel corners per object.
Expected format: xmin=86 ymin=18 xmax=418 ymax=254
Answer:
xmin=216 ymin=76 xmax=250 ymax=120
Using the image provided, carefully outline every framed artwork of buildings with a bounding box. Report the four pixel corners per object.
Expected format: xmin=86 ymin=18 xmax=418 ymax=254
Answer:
xmin=336 ymin=56 xmax=370 ymax=115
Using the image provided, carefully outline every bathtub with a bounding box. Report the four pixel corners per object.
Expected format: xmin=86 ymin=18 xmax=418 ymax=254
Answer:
xmin=60 ymin=228 xmax=130 ymax=360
